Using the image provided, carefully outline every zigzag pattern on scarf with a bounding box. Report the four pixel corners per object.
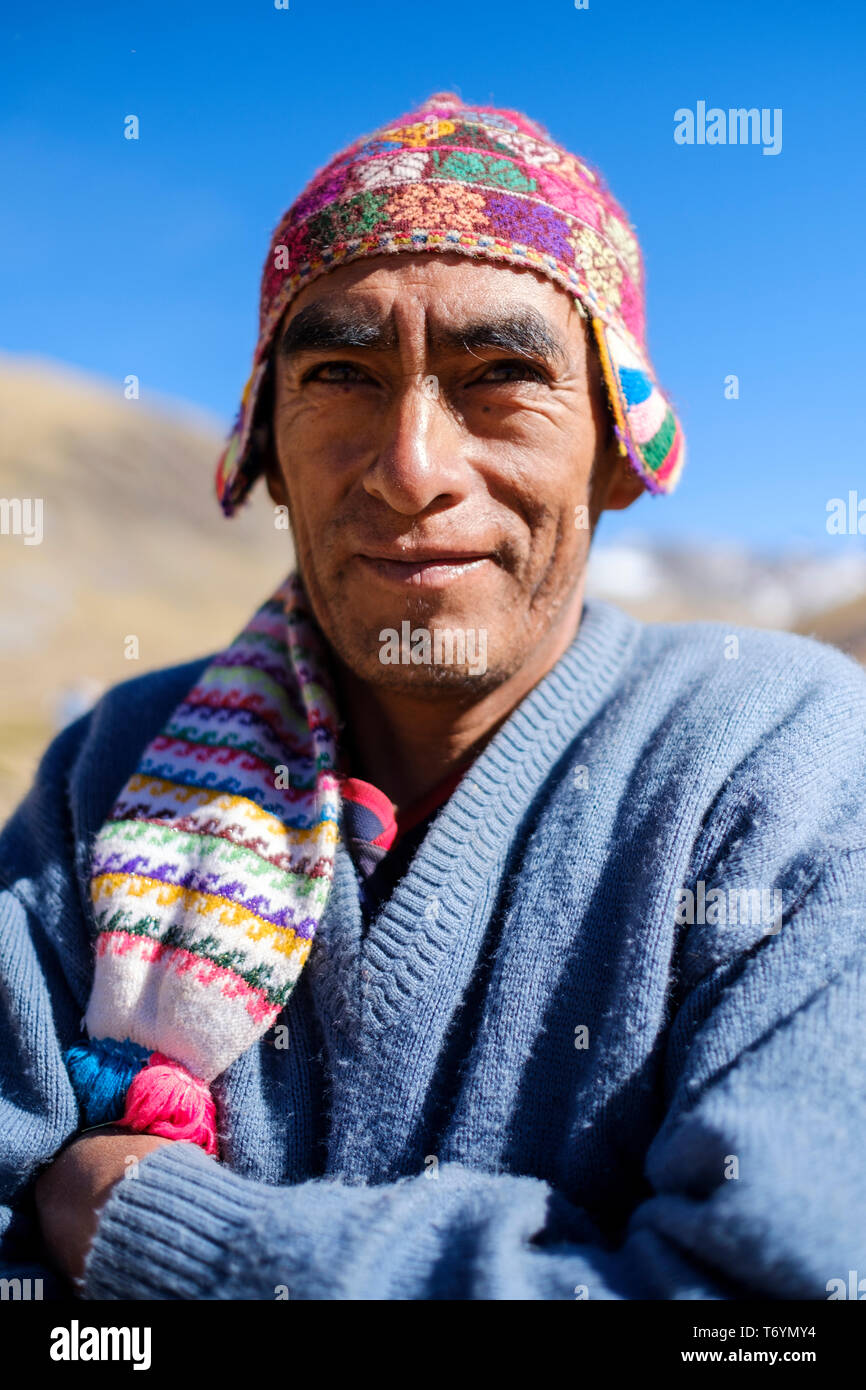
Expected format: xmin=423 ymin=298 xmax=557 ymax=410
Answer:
xmin=65 ymin=572 xmax=341 ymax=1156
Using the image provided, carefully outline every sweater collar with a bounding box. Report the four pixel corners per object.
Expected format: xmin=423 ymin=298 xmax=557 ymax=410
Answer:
xmin=308 ymin=597 xmax=642 ymax=1039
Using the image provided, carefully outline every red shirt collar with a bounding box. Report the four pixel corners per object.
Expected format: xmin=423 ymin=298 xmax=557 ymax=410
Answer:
xmin=339 ymin=764 xmax=469 ymax=851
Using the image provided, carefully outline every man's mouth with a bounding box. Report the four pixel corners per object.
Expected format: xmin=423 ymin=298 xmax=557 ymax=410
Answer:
xmin=355 ymin=549 xmax=495 ymax=588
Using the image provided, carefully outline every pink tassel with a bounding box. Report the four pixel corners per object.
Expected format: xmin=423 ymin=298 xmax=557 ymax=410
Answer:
xmin=119 ymin=1052 xmax=218 ymax=1156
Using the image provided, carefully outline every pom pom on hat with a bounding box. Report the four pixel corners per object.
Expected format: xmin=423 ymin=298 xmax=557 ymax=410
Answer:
xmin=119 ymin=1053 xmax=219 ymax=1156
xmin=65 ymin=1036 xmax=151 ymax=1127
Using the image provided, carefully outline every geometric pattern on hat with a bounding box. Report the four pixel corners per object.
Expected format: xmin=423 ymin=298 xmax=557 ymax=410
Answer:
xmin=215 ymin=90 xmax=685 ymax=515
xmin=591 ymin=320 xmax=685 ymax=493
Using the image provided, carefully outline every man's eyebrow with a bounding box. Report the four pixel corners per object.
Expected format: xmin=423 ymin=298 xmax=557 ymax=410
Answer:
xmin=277 ymin=301 xmax=568 ymax=369
xmin=437 ymin=311 xmax=568 ymax=370
xmin=278 ymin=301 xmax=391 ymax=356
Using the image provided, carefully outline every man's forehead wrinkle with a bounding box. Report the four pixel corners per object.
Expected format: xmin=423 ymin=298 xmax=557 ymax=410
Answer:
xmin=279 ymin=293 xmax=568 ymax=368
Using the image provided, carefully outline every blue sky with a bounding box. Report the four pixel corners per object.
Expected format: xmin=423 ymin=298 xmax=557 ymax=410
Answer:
xmin=2 ymin=0 xmax=864 ymax=551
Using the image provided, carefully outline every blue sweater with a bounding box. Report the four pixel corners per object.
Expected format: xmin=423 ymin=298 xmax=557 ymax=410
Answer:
xmin=2 ymin=597 xmax=866 ymax=1301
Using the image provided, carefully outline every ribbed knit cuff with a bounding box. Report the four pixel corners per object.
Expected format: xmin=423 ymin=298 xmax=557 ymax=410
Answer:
xmin=83 ymin=1142 xmax=272 ymax=1299
xmin=82 ymin=1141 xmax=575 ymax=1300
xmin=83 ymin=1140 xmax=426 ymax=1300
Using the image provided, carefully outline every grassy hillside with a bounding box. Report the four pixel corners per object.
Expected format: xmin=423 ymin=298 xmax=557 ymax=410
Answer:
xmin=0 ymin=355 xmax=291 ymax=820
xmin=794 ymin=593 xmax=866 ymax=664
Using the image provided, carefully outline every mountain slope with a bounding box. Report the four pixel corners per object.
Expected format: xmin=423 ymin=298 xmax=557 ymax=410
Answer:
xmin=0 ymin=355 xmax=291 ymax=818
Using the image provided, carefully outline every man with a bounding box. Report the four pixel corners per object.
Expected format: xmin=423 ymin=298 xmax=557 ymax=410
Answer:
xmin=3 ymin=91 xmax=866 ymax=1301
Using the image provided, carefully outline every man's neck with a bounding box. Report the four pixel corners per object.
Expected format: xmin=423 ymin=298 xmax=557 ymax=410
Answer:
xmin=331 ymin=580 xmax=587 ymax=810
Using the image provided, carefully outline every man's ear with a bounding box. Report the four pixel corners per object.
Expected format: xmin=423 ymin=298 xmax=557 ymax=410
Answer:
xmin=250 ymin=359 xmax=288 ymax=508
xmin=259 ymin=426 xmax=288 ymax=508
xmin=603 ymin=450 xmax=650 ymax=511
xmin=587 ymin=444 xmax=642 ymax=539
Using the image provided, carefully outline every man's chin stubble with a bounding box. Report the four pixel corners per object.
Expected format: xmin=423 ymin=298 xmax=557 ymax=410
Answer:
xmin=332 ymin=651 xmax=524 ymax=703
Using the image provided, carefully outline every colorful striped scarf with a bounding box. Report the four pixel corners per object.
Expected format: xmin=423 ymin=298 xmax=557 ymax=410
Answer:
xmin=65 ymin=572 xmax=340 ymax=1155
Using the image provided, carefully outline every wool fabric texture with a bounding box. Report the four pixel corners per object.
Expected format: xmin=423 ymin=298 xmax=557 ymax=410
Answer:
xmin=65 ymin=1037 xmax=151 ymax=1127
xmin=64 ymin=572 xmax=342 ymax=1150
xmin=3 ymin=604 xmax=866 ymax=1298
xmin=214 ymin=90 xmax=685 ymax=516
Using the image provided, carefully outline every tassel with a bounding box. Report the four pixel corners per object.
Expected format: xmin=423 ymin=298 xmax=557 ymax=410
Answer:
xmin=119 ymin=1052 xmax=218 ymax=1155
xmin=65 ymin=1036 xmax=151 ymax=1126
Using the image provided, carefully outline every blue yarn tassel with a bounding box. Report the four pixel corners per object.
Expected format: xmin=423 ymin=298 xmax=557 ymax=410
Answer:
xmin=65 ymin=1036 xmax=151 ymax=1126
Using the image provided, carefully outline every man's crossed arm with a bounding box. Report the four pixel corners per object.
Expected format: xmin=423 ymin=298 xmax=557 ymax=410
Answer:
xmin=29 ymin=846 xmax=866 ymax=1300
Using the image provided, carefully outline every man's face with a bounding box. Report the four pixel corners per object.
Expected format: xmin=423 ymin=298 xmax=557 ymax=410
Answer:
xmin=265 ymin=251 xmax=639 ymax=694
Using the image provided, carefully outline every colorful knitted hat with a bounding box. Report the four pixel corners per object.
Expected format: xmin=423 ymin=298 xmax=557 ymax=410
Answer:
xmin=215 ymin=89 xmax=685 ymax=515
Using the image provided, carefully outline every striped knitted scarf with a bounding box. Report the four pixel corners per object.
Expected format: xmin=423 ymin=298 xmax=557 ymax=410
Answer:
xmin=65 ymin=571 xmax=341 ymax=1155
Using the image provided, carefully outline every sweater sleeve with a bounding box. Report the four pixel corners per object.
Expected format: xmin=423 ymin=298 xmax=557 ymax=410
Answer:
xmin=0 ymin=718 xmax=96 ymax=1299
xmin=0 ymin=658 xmax=212 ymax=1299
xmin=82 ymin=831 xmax=866 ymax=1300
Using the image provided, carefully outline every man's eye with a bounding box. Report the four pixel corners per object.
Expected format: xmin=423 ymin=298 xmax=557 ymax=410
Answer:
xmin=477 ymin=360 xmax=547 ymax=384
xmin=303 ymin=360 xmax=547 ymax=386
xmin=305 ymin=361 xmax=369 ymax=383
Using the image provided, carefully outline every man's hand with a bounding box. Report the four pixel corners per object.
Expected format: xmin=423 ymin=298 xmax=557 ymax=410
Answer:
xmin=34 ymin=1129 xmax=172 ymax=1287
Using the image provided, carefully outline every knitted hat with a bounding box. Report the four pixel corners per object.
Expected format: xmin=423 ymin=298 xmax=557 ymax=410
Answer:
xmin=215 ymin=90 xmax=684 ymax=515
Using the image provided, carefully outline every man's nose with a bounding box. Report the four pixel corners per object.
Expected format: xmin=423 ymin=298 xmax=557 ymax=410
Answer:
xmin=362 ymin=373 xmax=471 ymax=515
